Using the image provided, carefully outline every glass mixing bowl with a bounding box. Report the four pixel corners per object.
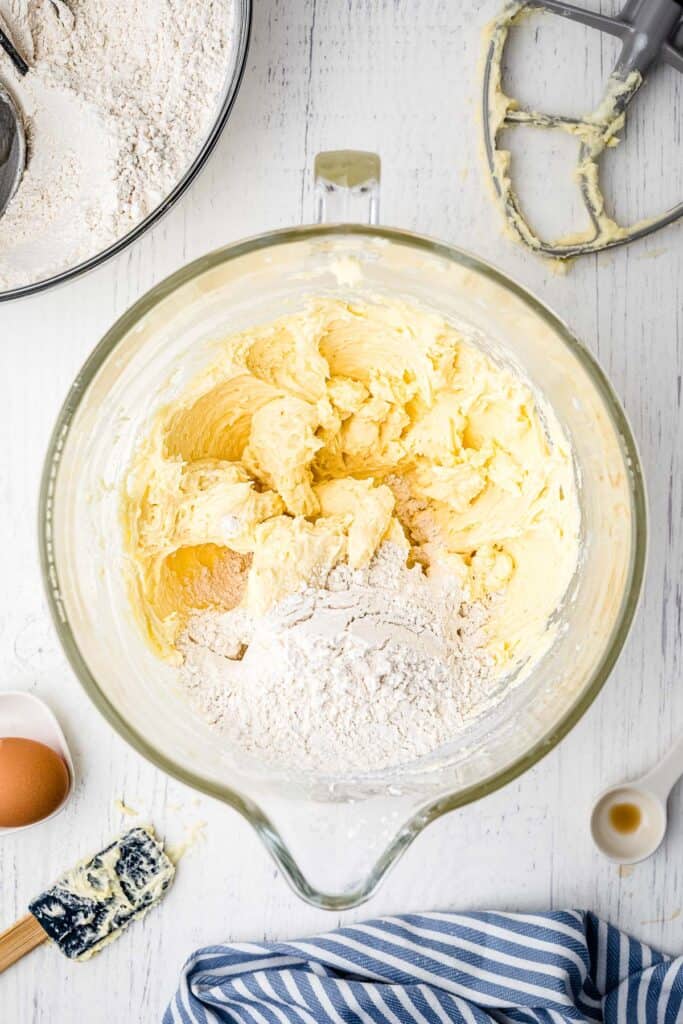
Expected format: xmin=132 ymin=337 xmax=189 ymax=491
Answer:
xmin=40 ymin=154 xmax=646 ymax=909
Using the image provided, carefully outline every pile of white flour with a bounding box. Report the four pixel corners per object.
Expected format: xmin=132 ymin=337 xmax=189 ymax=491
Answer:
xmin=0 ymin=0 xmax=235 ymax=288
xmin=180 ymin=544 xmax=497 ymax=773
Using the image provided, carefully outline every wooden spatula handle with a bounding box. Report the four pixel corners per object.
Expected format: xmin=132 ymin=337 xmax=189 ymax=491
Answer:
xmin=0 ymin=914 xmax=48 ymax=972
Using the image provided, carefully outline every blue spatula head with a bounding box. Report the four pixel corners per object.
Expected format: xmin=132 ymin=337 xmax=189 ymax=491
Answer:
xmin=28 ymin=827 xmax=175 ymax=960
xmin=483 ymin=0 xmax=683 ymax=258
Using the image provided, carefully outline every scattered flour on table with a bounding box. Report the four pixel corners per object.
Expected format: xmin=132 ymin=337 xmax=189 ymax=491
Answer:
xmin=0 ymin=0 xmax=235 ymax=288
xmin=179 ymin=544 xmax=498 ymax=773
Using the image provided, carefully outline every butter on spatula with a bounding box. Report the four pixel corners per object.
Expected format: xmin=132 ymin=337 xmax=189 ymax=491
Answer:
xmin=0 ymin=826 xmax=174 ymax=971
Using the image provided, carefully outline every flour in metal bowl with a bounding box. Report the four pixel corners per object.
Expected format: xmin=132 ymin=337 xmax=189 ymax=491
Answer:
xmin=0 ymin=0 xmax=237 ymax=289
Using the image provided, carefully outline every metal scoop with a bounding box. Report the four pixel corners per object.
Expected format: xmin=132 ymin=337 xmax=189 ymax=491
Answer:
xmin=483 ymin=0 xmax=683 ymax=258
xmin=0 ymin=84 xmax=24 ymax=216
xmin=0 ymin=20 xmax=28 ymax=217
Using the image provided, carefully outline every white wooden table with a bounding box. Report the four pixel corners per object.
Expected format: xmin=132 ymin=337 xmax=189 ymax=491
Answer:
xmin=1 ymin=1 xmax=682 ymax=1019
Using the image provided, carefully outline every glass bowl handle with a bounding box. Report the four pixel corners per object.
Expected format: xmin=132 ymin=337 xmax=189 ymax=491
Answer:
xmin=314 ymin=150 xmax=381 ymax=225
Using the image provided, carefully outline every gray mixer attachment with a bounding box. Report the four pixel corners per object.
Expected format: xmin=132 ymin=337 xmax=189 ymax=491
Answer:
xmin=482 ymin=0 xmax=683 ymax=258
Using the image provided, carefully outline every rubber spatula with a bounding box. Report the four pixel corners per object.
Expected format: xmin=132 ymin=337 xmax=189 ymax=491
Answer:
xmin=0 ymin=826 xmax=175 ymax=971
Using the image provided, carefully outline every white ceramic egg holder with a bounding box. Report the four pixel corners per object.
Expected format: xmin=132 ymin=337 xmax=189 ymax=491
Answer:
xmin=0 ymin=692 xmax=74 ymax=835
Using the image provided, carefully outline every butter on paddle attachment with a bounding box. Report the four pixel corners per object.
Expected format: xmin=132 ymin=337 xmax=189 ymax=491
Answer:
xmin=0 ymin=826 xmax=175 ymax=971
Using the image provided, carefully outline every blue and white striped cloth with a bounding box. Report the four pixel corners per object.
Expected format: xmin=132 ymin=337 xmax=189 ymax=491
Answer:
xmin=165 ymin=911 xmax=683 ymax=1023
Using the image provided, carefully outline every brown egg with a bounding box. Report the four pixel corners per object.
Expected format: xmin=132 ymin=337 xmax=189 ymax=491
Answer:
xmin=0 ymin=737 xmax=70 ymax=828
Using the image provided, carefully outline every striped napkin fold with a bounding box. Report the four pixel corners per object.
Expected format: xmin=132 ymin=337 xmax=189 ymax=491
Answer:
xmin=166 ymin=910 xmax=683 ymax=1023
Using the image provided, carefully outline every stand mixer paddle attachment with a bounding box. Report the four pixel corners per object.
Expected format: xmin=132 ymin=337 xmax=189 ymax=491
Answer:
xmin=483 ymin=0 xmax=683 ymax=258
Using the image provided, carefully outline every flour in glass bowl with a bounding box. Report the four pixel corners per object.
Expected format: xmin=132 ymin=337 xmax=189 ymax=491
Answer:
xmin=0 ymin=0 xmax=236 ymax=289
xmin=179 ymin=544 xmax=498 ymax=774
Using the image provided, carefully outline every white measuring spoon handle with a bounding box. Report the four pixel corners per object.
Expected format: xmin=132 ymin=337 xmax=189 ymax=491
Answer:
xmin=640 ymin=734 xmax=683 ymax=801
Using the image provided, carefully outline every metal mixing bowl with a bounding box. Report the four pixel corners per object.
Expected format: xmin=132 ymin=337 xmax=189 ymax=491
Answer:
xmin=0 ymin=0 xmax=251 ymax=302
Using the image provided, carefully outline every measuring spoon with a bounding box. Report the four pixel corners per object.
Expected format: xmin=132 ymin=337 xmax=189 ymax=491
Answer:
xmin=590 ymin=735 xmax=683 ymax=864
